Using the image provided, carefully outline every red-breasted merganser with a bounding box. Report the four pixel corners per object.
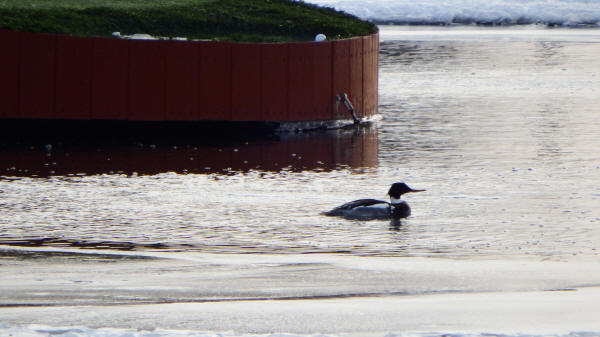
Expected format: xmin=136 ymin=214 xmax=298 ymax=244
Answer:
xmin=322 ymin=182 xmax=425 ymax=220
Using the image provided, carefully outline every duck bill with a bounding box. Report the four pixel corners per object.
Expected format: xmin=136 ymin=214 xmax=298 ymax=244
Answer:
xmin=407 ymin=188 xmax=426 ymax=193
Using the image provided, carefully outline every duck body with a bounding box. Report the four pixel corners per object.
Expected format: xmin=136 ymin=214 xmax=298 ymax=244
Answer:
xmin=322 ymin=183 xmax=423 ymax=221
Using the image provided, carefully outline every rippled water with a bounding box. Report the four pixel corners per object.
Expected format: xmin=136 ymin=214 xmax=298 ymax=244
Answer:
xmin=2 ymin=27 xmax=599 ymax=260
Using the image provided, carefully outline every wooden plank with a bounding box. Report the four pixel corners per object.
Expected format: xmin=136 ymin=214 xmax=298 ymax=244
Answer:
xmin=288 ymin=43 xmax=314 ymax=121
xmin=261 ymin=43 xmax=288 ymax=121
xmin=332 ymin=38 xmax=351 ymax=120
xmin=199 ymin=42 xmax=231 ymax=120
xmin=313 ymin=41 xmax=333 ymax=120
xmin=165 ymin=40 xmax=199 ymax=120
xmin=231 ymin=44 xmax=261 ymax=121
xmin=91 ymin=37 xmax=129 ymax=120
xmin=129 ymin=40 xmax=165 ymax=121
xmin=20 ymin=32 xmax=56 ymax=119
xmin=55 ymin=35 xmax=92 ymax=119
xmin=349 ymin=37 xmax=364 ymax=118
xmin=0 ymin=30 xmax=20 ymax=118
xmin=373 ymin=34 xmax=380 ymax=116
xmin=362 ymin=34 xmax=378 ymax=117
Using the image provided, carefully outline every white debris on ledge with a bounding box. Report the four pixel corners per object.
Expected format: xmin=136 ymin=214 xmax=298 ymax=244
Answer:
xmin=314 ymin=33 xmax=327 ymax=41
xmin=111 ymin=32 xmax=188 ymax=40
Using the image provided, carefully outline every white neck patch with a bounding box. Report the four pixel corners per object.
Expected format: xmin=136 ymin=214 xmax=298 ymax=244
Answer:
xmin=390 ymin=196 xmax=405 ymax=205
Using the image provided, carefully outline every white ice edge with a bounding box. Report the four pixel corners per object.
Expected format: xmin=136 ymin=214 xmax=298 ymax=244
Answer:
xmin=305 ymin=0 xmax=600 ymax=26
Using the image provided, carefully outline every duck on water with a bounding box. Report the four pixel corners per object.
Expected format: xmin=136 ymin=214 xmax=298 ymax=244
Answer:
xmin=322 ymin=182 xmax=425 ymax=220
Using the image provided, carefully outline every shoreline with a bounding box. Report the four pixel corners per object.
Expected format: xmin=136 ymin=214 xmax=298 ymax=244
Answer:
xmin=2 ymin=287 xmax=600 ymax=336
xmin=378 ymin=24 xmax=600 ymax=42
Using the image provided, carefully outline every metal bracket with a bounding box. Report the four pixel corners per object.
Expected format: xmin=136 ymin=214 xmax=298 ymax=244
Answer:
xmin=335 ymin=93 xmax=359 ymax=124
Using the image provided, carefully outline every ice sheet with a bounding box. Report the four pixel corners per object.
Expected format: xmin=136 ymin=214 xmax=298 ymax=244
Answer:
xmin=306 ymin=0 xmax=600 ymax=26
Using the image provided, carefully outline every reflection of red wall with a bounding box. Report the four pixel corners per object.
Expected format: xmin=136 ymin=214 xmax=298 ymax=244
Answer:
xmin=0 ymin=30 xmax=378 ymax=122
xmin=1 ymin=128 xmax=378 ymax=177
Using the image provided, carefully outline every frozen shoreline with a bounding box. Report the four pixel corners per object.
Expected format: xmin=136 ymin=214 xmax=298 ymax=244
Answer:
xmin=2 ymin=287 xmax=600 ymax=336
xmin=377 ymin=25 xmax=600 ymax=42
xmin=306 ymin=0 xmax=600 ymax=26
xmin=2 ymin=246 xmax=600 ymax=336
xmin=2 ymin=246 xmax=600 ymax=304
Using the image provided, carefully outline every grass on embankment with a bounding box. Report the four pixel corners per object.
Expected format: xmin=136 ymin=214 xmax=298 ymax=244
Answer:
xmin=0 ymin=0 xmax=377 ymax=42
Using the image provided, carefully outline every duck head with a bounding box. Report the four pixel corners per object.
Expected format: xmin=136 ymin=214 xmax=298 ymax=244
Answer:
xmin=387 ymin=182 xmax=425 ymax=204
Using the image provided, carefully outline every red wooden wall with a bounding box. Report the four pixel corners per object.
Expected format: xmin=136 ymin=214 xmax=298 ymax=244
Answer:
xmin=0 ymin=30 xmax=20 ymax=118
xmin=0 ymin=30 xmax=378 ymax=122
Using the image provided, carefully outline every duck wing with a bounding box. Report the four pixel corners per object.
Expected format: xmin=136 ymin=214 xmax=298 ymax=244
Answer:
xmin=322 ymin=199 xmax=389 ymax=216
xmin=337 ymin=199 xmax=389 ymax=210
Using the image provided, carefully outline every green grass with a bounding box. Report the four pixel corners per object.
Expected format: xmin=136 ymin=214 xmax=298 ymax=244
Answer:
xmin=0 ymin=0 xmax=377 ymax=42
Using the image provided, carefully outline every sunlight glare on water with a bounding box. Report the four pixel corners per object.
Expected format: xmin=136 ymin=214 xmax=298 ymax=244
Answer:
xmin=377 ymin=26 xmax=600 ymax=258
